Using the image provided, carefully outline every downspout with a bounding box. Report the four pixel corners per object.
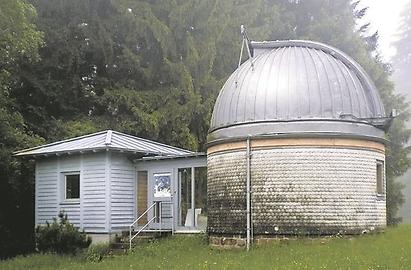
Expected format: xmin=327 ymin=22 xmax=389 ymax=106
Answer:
xmin=246 ymin=138 xmax=252 ymax=251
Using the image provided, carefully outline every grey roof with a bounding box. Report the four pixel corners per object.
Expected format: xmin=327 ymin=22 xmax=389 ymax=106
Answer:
xmin=136 ymin=152 xmax=206 ymax=162
xmin=14 ymin=130 xmax=194 ymax=157
xmin=210 ymin=40 xmax=386 ymax=134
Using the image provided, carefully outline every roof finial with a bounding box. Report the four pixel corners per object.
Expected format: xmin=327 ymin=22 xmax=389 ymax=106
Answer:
xmin=105 ymin=130 xmax=113 ymax=145
xmin=236 ymin=25 xmax=254 ymax=88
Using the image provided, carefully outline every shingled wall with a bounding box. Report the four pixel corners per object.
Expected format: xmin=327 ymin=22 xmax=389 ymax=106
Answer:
xmin=207 ymin=145 xmax=386 ymax=236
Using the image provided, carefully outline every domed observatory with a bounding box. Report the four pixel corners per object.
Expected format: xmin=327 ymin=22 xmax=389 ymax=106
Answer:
xmin=207 ymin=40 xmax=394 ymax=246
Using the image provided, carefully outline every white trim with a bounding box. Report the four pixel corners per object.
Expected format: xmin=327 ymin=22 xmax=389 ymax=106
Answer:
xmin=173 ymin=168 xmax=179 ymax=229
xmin=135 ymin=170 xmax=139 ymax=220
xmin=34 ymin=162 xmax=39 ymax=226
xmin=191 ymin=167 xmax=195 ymax=227
xmin=153 ymin=172 xmax=172 ymax=198
xmin=59 ymin=200 xmax=80 ymax=205
xmin=105 ymin=151 xmax=111 ymax=232
xmin=57 ymin=157 xmax=61 ymax=205
xmin=80 ymin=155 xmax=84 ymax=230
xmin=105 ymin=130 xmax=112 ymax=145
xmin=62 ymin=172 xmax=81 ymax=201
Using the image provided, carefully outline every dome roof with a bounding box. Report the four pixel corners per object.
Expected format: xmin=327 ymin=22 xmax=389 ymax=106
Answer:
xmin=209 ymin=40 xmax=389 ymax=143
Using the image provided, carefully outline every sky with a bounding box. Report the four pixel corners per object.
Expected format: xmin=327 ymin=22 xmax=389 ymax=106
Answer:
xmin=358 ymin=0 xmax=410 ymax=61
xmin=360 ymin=0 xmax=411 ymax=221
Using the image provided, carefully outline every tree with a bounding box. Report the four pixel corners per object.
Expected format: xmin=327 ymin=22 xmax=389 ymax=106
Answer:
xmin=0 ymin=0 xmax=44 ymax=258
xmin=392 ymin=2 xmax=411 ymax=96
xmin=279 ymin=0 xmax=411 ymax=225
xmin=21 ymin=0 xmax=286 ymax=149
xmin=2 ymin=0 xmax=409 ymax=257
xmin=391 ymin=2 xmax=411 ymax=222
xmin=22 ymin=0 xmax=410 ymax=225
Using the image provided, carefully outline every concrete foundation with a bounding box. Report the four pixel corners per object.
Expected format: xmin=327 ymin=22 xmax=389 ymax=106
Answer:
xmin=87 ymin=233 xmax=117 ymax=245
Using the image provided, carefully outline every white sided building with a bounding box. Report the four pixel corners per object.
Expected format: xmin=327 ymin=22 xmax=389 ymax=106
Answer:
xmin=15 ymin=130 xmax=206 ymax=242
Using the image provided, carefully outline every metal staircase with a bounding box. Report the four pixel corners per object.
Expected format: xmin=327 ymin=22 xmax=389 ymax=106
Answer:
xmin=128 ymin=201 xmax=174 ymax=249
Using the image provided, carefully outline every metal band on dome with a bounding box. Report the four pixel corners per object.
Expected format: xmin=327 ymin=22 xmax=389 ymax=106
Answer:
xmin=208 ymin=119 xmax=387 ymax=146
xmin=207 ymin=137 xmax=385 ymax=155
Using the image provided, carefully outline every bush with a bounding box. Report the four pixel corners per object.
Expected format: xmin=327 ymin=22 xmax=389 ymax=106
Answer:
xmin=84 ymin=243 xmax=110 ymax=263
xmin=35 ymin=212 xmax=91 ymax=254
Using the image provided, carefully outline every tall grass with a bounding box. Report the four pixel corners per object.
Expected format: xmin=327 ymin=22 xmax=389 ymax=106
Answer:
xmin=2 ymin=225 xmax=410 ymax=270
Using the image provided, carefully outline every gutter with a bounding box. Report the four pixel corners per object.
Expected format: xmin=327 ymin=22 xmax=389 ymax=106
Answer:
xmin=246 ymin=138 xmax=252 ymax=250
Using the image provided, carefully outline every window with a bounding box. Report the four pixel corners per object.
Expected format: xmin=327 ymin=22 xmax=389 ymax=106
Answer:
xmin=65 ymin=174 xmax=80 ymax=199
xmin=376 ymin=161 xmax=384 ymax=195
xmin=153 ymin=173 xmax=171 ymax=198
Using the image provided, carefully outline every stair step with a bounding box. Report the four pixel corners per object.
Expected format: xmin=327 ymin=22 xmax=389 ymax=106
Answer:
xmin=110 ymin=242 xmax=130 ymax=250
xmin=112 ymin=231 xmax=173 ymax=251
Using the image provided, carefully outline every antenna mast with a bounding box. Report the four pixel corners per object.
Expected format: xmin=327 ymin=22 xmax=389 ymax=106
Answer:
xmin=236 ymin=25 xmax=254 ymax=87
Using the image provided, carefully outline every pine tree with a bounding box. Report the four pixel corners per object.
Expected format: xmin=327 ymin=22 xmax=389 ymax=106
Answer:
xmin=391 ymin=2 xmax=411 ymax=222
xmin=392 ymin=2 xmax=411 ymax=96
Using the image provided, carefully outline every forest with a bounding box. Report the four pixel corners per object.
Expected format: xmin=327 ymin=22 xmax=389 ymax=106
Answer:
xmin=0 ymin=0 xmax=410 ymax=258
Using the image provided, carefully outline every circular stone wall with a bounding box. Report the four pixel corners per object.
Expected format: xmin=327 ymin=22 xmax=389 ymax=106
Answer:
xmin=207 ymin=138 xmax=386 ymax=237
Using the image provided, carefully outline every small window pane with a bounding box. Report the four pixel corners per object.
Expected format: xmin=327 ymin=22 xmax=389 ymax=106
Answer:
xmin=376 ymin=162 xmax=384 ymax=194
xmin=153 ymin=173 xmax=171 ymax=198
xmin=66 ymin=174 xmax=80 ymax=199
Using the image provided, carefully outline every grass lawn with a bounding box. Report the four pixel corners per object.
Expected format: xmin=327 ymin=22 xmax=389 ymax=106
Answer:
xmin=1 ymin=225 xmax=410 ymax=270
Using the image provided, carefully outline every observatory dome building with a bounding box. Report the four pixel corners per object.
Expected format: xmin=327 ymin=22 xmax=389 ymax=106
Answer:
xmin=207 ymin=40 xmax=392 ymax=245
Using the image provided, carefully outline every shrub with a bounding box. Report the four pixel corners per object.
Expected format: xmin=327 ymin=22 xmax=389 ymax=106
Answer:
xmin=35 ymin=212 xmax=91 ymax=254
xmin=84 ymin=243 xmax=110 ymax=263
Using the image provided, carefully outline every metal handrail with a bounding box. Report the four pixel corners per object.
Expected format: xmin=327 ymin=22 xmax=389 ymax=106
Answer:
xmin=130 ymin=216 xmax=156 ymax=242
xmin=129 ymin=202 xmax=156 ymax=228
xmin=128 ymin=200 xmax=174 ymax=249
xmin=129 ymin=202 xmax=156 ymax=249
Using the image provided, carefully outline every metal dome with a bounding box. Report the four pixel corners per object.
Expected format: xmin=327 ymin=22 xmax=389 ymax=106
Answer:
xmin=209 ymin=40 xmax=389 ymax=143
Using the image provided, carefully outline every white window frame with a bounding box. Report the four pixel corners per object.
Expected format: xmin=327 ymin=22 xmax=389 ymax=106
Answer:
xmin=63 ymin=172 xmax=81 ymax=202
xmin=153 ymin=172 xmax=172 ymax=198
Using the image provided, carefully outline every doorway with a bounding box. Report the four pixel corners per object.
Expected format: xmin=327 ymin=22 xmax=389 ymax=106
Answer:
xmin=177 ymin=167 xmax=207 ymax=231
xmin=137 ymin=171 xmax=148 ymax=225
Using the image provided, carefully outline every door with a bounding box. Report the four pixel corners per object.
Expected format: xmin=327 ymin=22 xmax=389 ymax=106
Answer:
xmin=137 ymin=171 xmax=148 ymax=225
xmin=178 ymin=168 xmax=192 ymax=227
xmin=153 ymin=172 xmax=173 ymax=229
xmin=177 ymin=167 xmax=207 ymax=230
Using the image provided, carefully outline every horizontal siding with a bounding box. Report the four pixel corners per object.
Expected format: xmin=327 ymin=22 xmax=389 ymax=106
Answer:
xmin=60 ymin=203 xmax=80 ymax=227
xmin=35 ymin=152 xmax=153 ymax=233
xmin=59 ymin=155 xmax=80 ymax=171
xmin=58 ymin=156 xmax=81 ymax=228
xmin=36 ymin=159 xmax=59 ymax=225
xmin=82 ymin=153 xmax=107 ymax=232
xmin=110 ymin=153 xmax=135 ymax=231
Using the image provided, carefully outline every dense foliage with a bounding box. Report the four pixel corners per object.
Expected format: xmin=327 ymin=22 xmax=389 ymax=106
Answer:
xmin=0 ymin=0 xmax=44 ymax=258
xmin=0 ymin=0 xmax=409 ymax=257
xmin=84 ymin=243 xmax=111 ymax=263
xmin=35 ymin=213 xmax=91 ymax=254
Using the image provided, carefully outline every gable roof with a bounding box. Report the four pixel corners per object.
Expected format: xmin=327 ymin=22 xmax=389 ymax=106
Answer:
xmin=14 ymin=130 xmax=195 ymax=157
